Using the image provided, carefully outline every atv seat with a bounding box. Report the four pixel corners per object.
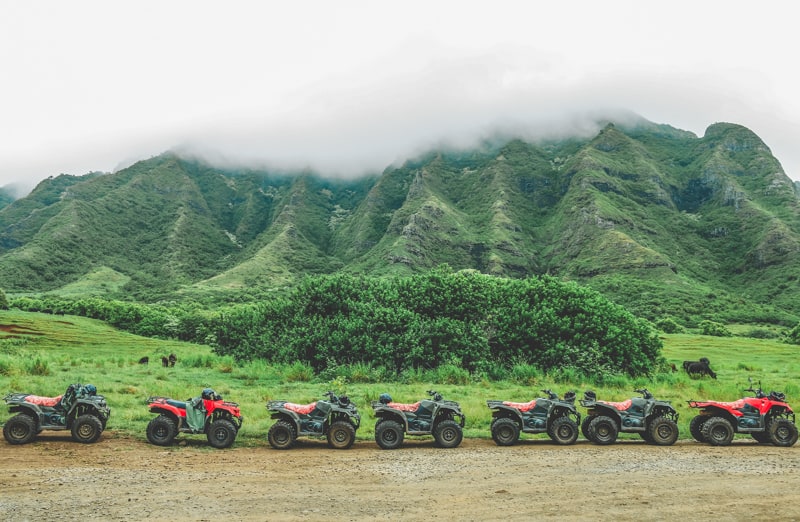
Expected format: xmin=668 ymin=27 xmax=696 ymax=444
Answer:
xmin=284 ymin=402 xmax=317 ymax=415
xmin=167 ymin=399 xmax=188 ymax=410
xmin=24 ymin=395 xmax=63 ymax=408
xmin=699 ymin=399 xmax=747 ymax=410
xmin=503 ymin=400 xmax=537 ymax=412
xmin=599 ymin=399 xmax=632 ymax=411
xmin=387 ymin=402 xmax=421 ymax=412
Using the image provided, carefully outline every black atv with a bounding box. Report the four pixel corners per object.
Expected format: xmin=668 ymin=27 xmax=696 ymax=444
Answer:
xmin=486 ymin=389 xmax=580 ymax=445
xmin=267 ymin=391 xmax=360 ymax=449
xmin=3 ymin=383 xmax=111 ymax=444
xmin=579 ymin=388 xmax=679 ymax=446
xmin=371 ymin=390 xmax=466 ymax=449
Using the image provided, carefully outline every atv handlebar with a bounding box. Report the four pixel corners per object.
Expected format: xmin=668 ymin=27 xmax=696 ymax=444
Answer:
xmin=427 ymin=390 xmax=444 ymax=401
xmin=744 ymin=387 xmax=766 ymax=398
xmin=541 ymin=389 xmax=558 ymax=400
xmin=324 ymin=390 xmax=352 ymax=406
xmin=635 ymin=388 xmax=654 ymax=400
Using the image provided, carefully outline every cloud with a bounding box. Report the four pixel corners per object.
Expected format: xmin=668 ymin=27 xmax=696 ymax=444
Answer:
xmin=2 ymin=2 xmax=799 ymax=193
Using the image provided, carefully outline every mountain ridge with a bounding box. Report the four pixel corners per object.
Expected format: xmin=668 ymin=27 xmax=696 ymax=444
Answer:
xmin=1 ymin=118 xmax=798 ymax=325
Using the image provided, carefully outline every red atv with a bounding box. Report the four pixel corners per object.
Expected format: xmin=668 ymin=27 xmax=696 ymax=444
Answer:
xmin=145 ymin=388 xmax=243 ymax=449
xmin=688 ymin=379 xmax=797 ymax=447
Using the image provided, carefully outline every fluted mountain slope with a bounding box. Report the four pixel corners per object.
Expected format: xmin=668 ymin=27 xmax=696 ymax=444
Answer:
xmin=1 ymin=119 xmax=797 ymax=323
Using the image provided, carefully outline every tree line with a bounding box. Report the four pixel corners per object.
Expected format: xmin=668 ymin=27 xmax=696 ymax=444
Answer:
xmin=8 ymin=269 xmax=664 ymax=377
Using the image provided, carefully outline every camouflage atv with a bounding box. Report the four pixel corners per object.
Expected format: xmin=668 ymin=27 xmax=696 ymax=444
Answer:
xmin=580 ymin=388 xmax=679 ymax=446
xmin=486 ymin=389 xmax=580 ymax=445
xmin=371 ymin=390 xmax=466 ymax=449
xmin=3 ymin=383 xmax=110 ymax=444
xmin=688 ymin=379 xmax=797 ymax=447
xmin=267 ymin=391 xmax=360 ymax=450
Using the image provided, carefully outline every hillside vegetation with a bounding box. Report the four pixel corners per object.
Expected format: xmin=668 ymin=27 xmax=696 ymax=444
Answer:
xmin=9 ymin=270 xmax=663 ymax=378
xmin=0 ymin=118 xmax=799 ymax=327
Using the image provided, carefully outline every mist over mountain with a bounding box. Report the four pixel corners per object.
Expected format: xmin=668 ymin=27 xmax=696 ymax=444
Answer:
xmin=1 ymin=117 xmax=798 ymax=325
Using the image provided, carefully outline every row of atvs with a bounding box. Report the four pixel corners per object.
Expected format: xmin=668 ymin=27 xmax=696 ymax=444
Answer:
xmin=3 ymin=381 xmax=797 ymax=449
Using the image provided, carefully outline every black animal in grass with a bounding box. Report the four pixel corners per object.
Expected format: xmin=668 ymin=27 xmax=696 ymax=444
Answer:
xmin=160 ymin=354 xmax=177 ymax=368
xmin=683 ymin=357 xmax=717 ymax=379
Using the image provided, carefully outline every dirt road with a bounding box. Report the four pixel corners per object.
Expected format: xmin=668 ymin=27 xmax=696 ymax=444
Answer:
xmin=1 ymin=433 xmax=798 ymax=521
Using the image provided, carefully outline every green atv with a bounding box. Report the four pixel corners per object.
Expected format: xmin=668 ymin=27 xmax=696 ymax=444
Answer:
xmin=3 ymin=383 xmax=111 ymax=444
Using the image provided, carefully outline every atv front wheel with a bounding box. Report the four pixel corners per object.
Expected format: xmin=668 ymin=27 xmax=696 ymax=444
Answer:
xmin=491 ymin=417 xmax=519 ymax=446
xmin=327 ymin=421 xmax=356 ymax=450
xmin=434 ymin=419 xmax=463 ymax=448
xmin=689 ymin=415 xmax=708 ymax=443
xmin=72 ymin=414 xmax=103 ymax=444
xmin=375 ymin=420 xmax=404 ymax=450
xmin=548 ymin=416 xmax=578 ymax=445
xmin=587 ymin=416 xmax=618 ymax=445
xmin=268 ymin=420 xmax=296 ymax=450
xmin=648 ymin=416 xmax=678 ymax=446
xmin=768 ymin=418 xmax=799 ymax=447
xmin=208 ymin=419 xmax=237 ymax=449
xmin=702 ymin=417 xmax=734 ymax=446
xmin=146 ymin=415 xmax=177 ymax=446
xmin=3 ymin=414 xmax=37 ymax=445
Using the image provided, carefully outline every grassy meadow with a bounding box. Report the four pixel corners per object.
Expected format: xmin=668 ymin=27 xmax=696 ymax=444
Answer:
xmin=1 ymin=310 xmax=798 ymax=446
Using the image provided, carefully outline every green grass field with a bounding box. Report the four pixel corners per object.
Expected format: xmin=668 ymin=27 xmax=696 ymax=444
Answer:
xmin=2 ymin=310 xmax=797 ymax=446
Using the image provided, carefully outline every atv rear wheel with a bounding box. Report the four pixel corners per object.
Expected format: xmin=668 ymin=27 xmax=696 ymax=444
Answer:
xmin=375 ymin=420 xmax=404 ymax=450
xmin=768 ymin=418 xmax=799 ymax=447
xmin=689 ymin=415 xmax=708 ymax=442
xmin=207 ymin=419 xmax=237 ymax=449
xmin=587 ymin=415 xmax=618 ymax=445
xmin=327 ymin=421 xmax=356 ymax=450
xmin=491 ymin=417 xmax=520 ymax=446
xmin=146 ymin=415 xmax=177 ymax=446
xmin=71 ymin=414 xmax=103 ymax=444
xmin=648 ymin=416 xmax=678 ymax=446
xmin=268 ymin=420 xmax=296 ymax=450
xmin=3 ymin=414 xmax=37 ymax=445
xmin=702 ymin=416 xmax=734 ymax=446
xmin=434 ymin=419 xmax=463 ymax=448
xmin=548 ymin=416 xmax=578 ymax=445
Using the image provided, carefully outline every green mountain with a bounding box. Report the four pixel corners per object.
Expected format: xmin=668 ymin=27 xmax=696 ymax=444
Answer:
xmin=1 ymin=118 xmax=798 ymax=325
xmin=0 ymin=187 xmax=14 ymax=210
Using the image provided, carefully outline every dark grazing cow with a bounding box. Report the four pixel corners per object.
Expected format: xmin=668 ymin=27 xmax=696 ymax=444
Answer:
xmin=161 ymin=356 xmax=169 ymax=368
xmin=138 ymin=356 xmax=149 ymax=365
xmin=684 ymin=357 xmax=716 ymax=379
xmin=168 ymin=353 xmax=177 ymax=367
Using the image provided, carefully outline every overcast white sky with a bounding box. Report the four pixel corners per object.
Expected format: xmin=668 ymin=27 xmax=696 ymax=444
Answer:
xmin=2 ymin=1 xmax=800 ymax=195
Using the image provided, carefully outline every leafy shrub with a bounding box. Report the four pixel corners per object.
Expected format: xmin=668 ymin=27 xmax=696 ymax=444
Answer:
xmin=284 ymin=362 xmax=314 ymax=382
xmin=510 ymin=363 xmax=541 ymax=386
xmin=426 ymin=362 xmax=471 ymax=385
xmin=209 ymin=269 xmax=663 ymax=377
xmin=655 ymin=317 xmax=684 ymax=333
xmin=0 ymin=357 xmax=12 ymax=376
xmin=25 ymin=357 xmax=50 ymax=376
xmin=743 ymin=328 xmax=779 ymax=339
xmin=699 ymin=320 xmax=733 ymax=337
